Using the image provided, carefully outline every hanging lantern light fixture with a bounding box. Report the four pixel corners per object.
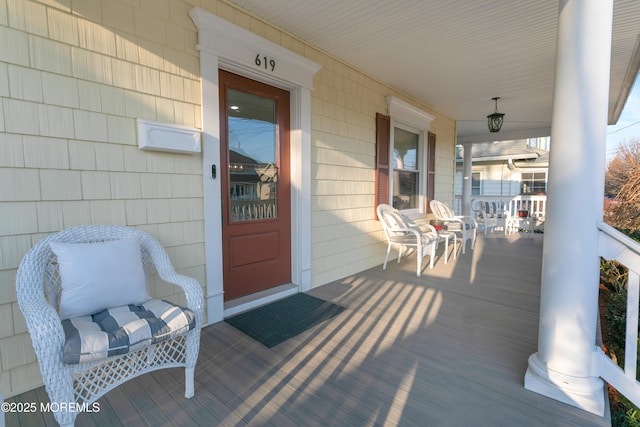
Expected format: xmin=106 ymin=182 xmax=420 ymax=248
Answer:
xmin=487 ymin=97 xmax=505 ymax=132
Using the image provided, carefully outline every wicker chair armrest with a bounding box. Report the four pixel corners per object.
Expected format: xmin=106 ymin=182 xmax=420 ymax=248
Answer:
xmin=425 ymin=223 xmax=438 ymax=235
xmin=141 ymin=234 xmax=204 ymax=319
xmin=417 ymin=224 xmax=439 ymax=241
xmin=392 ymin=227 xmax=438 ymax=243
xmin=451 ymin=215 xmax=477 ymax=226
xmin=458 ymin=216 xmax=478 ymax=225
xmin=409 ymin=223 xmax=438 ymax=235
xmin=20 ymin=298 xmax=66 ymax=357
xmin=444 ymin=217 xmax=464 ymax=224
xmin=404 ymin=228 xmax=421 ymax=240
xmin=387 ymin=226 xmax=418 ymax=238
xmin=157 ymin=271 xmax=204 ymax=316
xmin=386 ymin=225 xmax=410 ymax=233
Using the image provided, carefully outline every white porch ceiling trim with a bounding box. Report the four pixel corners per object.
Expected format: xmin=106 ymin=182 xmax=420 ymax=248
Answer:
xmin=610 ymin=34 xmax=640 ymax=123
xmin=227 ymin=0 xmax=640 ymax=142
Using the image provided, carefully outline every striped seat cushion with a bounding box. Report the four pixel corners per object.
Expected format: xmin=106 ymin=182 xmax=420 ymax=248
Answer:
xmin=61 ymin=299 xmax=195 ymax=364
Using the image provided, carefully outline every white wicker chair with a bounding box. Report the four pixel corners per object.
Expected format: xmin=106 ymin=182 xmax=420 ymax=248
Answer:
xmin=377 ymin=204 xmax=439 ymax=277
xmin=473 ymin=199 xmax=511 ymax=235
xmin=471 ymin=199 xmax=497 ymax=235
xmin=16 ymin=225 xmax=203 ymax=427
xmin=488 ymin=200 xmax=511 ymax=234
xmin=430 ymin=200 xmax=477 ymax=254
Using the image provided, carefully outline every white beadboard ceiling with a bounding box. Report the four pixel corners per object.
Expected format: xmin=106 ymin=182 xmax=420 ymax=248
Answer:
xmin=226 ymin=0 xmax=640 ymax=142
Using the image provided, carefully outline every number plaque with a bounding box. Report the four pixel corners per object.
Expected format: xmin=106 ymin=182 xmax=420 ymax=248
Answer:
xmin=255 ymin=53 xmax=276 ymax=72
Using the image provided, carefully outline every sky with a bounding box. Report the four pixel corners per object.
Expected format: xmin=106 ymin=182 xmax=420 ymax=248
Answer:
xmin=606 ymin=77 xmax=640 ymax=160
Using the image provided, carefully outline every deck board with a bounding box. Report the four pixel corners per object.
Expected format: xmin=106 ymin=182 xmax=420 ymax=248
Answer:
xmin=4 ymin=233 xmax=611 ymax=426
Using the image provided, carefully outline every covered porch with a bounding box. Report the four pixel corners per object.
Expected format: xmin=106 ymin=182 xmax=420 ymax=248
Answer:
xmin=4 ymin=233 xmax=610 ymax=426
xmin=2 ymin=0 xmax=640 ymax=423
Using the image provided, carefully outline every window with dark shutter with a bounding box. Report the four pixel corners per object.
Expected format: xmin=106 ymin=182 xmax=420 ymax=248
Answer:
xmin=426 ymin=132 xmax=436 ymax=213
xmin=375 ymin=113 xmax=436 ymax=219
xmin=375 ymin=113 xmax=391 ymax=219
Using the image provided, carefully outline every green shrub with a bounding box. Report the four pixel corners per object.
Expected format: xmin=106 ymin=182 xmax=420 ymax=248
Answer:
xmin=605 ymin=288 xmax=640 ymax=427
xmin=612 ymin=404 xmax=640 ymax=427
xmin=607 ymin=289 xmax=630 ymax=358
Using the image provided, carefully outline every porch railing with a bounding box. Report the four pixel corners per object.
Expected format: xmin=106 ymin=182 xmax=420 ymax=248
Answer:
xmin=454 ymin=195 xmax=547 ymax=218
xmin=594 ymin=221 xmax=640 ymax=407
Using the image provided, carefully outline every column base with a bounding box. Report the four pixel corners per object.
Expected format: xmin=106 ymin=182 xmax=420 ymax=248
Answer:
xmin=524 ymin=353 xmax=605 ymax=416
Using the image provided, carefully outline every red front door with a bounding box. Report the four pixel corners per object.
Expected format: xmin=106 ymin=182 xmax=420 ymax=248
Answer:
xmin=219 ymin=70 xmax=291 ymax=301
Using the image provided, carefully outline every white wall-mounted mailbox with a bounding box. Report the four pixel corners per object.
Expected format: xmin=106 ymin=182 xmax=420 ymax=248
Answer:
xmin=137 ymin=119 xmax=201 ymax=154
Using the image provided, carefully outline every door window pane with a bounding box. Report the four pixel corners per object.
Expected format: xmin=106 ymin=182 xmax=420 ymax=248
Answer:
xmin=227 ymin=89 xmax=278 ymax=222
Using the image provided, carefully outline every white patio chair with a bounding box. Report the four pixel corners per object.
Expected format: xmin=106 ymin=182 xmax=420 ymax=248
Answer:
xmin=377 ymin=204 xmax=439 ymax=277
xmin=474 ymin=200 xmax=511 ymax=235
xmin=472 ymin=199 xmax=497 ymax=235
xmin=430 ymin=200 xmax=477 ymax=254
xmin=16 ymin=225 xmax=203 ymax=427
xmin=491 ymin=200 xmax=511 ymax=234
xmin=400 ymin=212 xmax=457 ymax=264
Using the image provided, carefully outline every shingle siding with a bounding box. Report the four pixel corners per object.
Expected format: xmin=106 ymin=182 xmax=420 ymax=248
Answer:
xmin=0 ymin=0 xmax=455 ymax=397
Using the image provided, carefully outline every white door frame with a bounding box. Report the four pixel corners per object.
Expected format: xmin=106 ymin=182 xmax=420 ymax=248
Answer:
xmin=190 ymin=8 xmax=321 ymax=324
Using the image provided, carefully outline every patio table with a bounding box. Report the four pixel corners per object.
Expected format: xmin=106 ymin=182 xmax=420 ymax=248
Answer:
xmin=437 ymin=229 xmax=457 ymax=263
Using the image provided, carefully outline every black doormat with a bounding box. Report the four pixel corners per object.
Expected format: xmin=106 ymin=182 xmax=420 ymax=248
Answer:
xmin=225 ymin=293 xmax=346 ymax=348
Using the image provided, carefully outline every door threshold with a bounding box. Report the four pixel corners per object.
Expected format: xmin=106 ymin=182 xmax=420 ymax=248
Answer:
xmin=223 ymin=283 xmax=299 ymax=317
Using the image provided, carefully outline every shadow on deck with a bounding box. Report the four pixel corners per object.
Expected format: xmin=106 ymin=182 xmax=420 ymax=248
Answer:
xmin=5 ymin=233 xmax=610 ymax=426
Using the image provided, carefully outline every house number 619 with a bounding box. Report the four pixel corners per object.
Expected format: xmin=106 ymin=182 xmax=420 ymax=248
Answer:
xmin=255 ymin=54 xmax=276 ymax=72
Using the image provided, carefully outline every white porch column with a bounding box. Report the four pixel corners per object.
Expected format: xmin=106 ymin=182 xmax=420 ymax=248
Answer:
xmin=524 ymin=0 xmax=612 ymax=416
xmin=461 ymin=142 xmax=473 ymax=216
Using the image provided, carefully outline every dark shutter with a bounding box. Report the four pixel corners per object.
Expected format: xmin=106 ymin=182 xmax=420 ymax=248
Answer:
xmin=375 ymin=113 xmax=391 ymax=219
xmin=426 ymin=132 xmax=436 ymax=213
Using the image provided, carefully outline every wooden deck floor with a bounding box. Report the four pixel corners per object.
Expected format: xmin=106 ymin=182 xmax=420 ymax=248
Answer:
xmin=5 ymin=233 xmax=611 ymax=426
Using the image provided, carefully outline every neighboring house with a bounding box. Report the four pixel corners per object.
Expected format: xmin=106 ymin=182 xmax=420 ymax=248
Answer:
xmin=455 ymin=138 xmax=550 ymax=199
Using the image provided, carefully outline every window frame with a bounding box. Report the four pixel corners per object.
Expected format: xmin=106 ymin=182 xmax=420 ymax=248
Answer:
xmin=390 ymin=121 xmax=424 ymax=213
xmin=385 ymin=97 xmax=435 ymax=217
xmin=520 ymin=171 xmax=547 ymax=195
xmin=471 ymin=171 xmax=482 ymax=195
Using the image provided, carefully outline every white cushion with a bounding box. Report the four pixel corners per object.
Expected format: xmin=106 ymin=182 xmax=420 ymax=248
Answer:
xmin=50 ymin=237 xmax=150 ymax=320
